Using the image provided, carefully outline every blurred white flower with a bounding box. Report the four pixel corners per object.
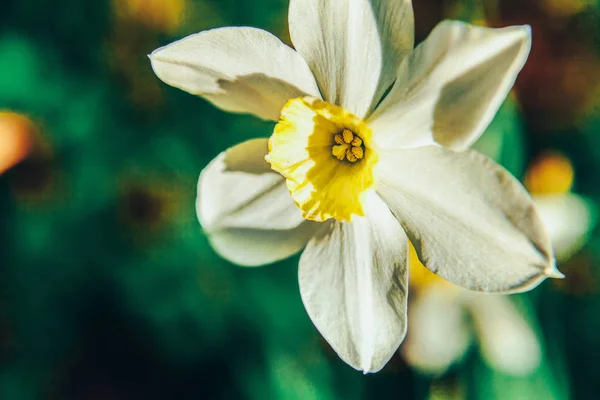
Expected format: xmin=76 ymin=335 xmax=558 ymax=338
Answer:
xmin=535 ymin=193 xmax=596 ymax=262
xmin=525 ymin=151 xmax=597 ymax=262
xmin=402 ymin=275 xmax=542 ymax=376
xmin=150 ymin=0 xmax=562 ymax=373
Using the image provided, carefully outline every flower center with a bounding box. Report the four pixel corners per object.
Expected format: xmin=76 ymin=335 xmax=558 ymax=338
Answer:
xmin=332 ymin=129 xmax=365 ymax=163
xmin=266 ymin=97 xmax=378 ymax=222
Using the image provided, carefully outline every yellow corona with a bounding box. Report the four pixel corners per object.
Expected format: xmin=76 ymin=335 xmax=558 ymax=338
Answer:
xmin=266 ymin=97 xmax=378 ymax=222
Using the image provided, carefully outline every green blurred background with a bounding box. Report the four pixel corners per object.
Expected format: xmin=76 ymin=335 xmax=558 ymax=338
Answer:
xmin=1 ymin=0 xmax=600 ymax=399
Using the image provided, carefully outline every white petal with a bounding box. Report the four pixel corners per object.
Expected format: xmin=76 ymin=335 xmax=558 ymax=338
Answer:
xmin=466 ymin=293 xmax=541 ymax=376
xmin=206 ymin=224 xmax=318 ymax=268
xmin=288 ymin=0 xmax=414 ymax=119
xmin=401 ymin=283 xmax=471 ymax=375
xmin=376 ymin=146 xmax=560 ymax=293
xmin=298 ymin=193 xmax=409 ymax=373
xmin=535 ymin=194 xmax=597 ymax=262
xmin=197 ymin=138 xmax=319 ymax=266
xmin=150 ymin=27 xmax=321 ymax=121
xmin=369 ymin=21 xmax=531 ymax=150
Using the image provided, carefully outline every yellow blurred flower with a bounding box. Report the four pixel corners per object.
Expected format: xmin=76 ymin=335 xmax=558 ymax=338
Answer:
xmin=541 ymin=0 xmax=594 ymax=18
xmin=113 ymin=0 xmax=186 ymax=34
xmin=524 ymin=151 xmax=574 ymax=195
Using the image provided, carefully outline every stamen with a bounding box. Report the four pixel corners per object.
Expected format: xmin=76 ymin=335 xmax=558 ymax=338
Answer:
xmin=351 ymin=137 xmax=362 ymax=147
xmin=332 ymin=144 xmax=349 ymax=160
xmin=346 ymin=149 xmax=358 ymax=162
xmin=351 ymin=146 xmax=364 ymax=160
xmin=342 ymin=129 xmax=354 ymax=144
xmin=331 ymin=128 xmax=365 ymax=163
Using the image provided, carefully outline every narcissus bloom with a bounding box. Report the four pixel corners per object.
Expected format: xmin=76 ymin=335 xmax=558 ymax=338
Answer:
xmin=150 ymin=0 xmax=563 ymax=373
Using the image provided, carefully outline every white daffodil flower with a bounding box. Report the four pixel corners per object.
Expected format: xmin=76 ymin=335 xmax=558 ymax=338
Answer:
xmin=150 ymin=0 xmax=564 ymax=373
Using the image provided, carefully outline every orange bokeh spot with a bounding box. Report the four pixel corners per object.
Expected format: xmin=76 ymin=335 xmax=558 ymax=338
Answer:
xmin=0 ymin=112 xmax=34 ymax=175
xmin=524 ymin=151 xmax=574 ymax=195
